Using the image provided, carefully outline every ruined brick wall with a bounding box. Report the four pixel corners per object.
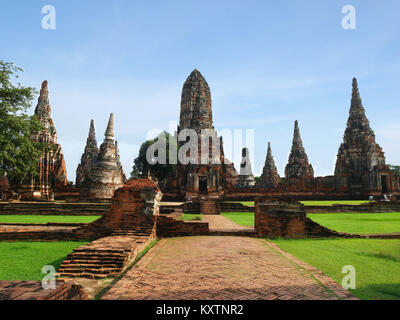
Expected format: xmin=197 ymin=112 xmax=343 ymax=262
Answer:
xmin=255 ymin=198 xmax=344 ymax=238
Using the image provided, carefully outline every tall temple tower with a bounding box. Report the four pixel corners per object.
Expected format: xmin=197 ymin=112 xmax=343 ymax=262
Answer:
xmin=285 ymin=120 xmax=314 ymax=179
xmin=168 ymin=69 xmax=238 ymax=198
xmin=76 ymin=120 xmax=98 ymax=187
xmin=258 ymin=142 xmax=281 ymax=188
xmin=335 ymin=78 xmax=395 ymax=194
xmin=19 ymin=80 xmax=68 ymax=199
xmin=80 ymin=113 xmax=125 ymax=199
xmin=179 ymin=69 xmax=213 ymax=133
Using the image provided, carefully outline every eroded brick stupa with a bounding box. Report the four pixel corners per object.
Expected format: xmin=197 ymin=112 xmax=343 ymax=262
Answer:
xmin=80 ymin=113 xmax=125 ymax=199
xmin=285 ymin=120 xmax=314 ymax=180
xmin=18 ymin=80 xmax=68 ymax=199
xmin=167 ymin=69 xmax=239 ymax=199
xmin=258 ymin=142 xmax=281 ymax=188
xmin=335 ymin=78 xmax=396 ymax=195
xmin=76 ymin=120 xmax=98 ymax=187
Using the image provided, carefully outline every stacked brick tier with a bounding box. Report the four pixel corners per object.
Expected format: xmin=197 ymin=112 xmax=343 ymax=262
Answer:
xmin=57 ymin=228 xmax=155 ymax=279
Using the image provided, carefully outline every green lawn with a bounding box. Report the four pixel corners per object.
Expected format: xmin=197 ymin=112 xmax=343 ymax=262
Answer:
xmin=227 ymin=200 xmax=372 ymax=207
xmin=301 ymin=200 xmax=372 ymax=206
xmin=222 ymin=212 xmax=400 ymax=235
xmin=176 ymin=214 xmax=202 ymax=221
xmin=222 ymin=212 xmax=254 ymax=226
xmin=308 ymin=212 xmax=400 ymax=235
xmin=272 ymin=238 xmax=400 ymax=300
xmin=0 ymin=241 xmax=88 ymax=280
xmin=0 ymin=215 xmax=101 ymax=224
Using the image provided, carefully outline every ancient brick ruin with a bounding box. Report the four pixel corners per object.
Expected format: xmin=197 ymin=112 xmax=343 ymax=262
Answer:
xmin=257 ymin=142 xmax=281 ymax=188
xmin=76 ymin=120 xmax=98 ymax=187
xmin=16 ymin=81 xmax=68 ymax=200
xmin=254 ymin=198 xmax=352 ymax=238
xmin=226 ymin=78 xmax=400 ymax=200
xmin=285 ymin=120 xmax=314 ymax=180
xmin=166 ymin=69 xmax=239 ymax=200
xmin=79 ymin=114 xmax=125 ymax=200
xmin=335 ymin=78 xmax=398 ymax=196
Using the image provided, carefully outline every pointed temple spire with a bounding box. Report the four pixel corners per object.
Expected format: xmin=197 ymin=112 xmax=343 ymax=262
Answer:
xmin=179 ymin=69 xmax=213 ymax=132
xmin=335 ymin=78 xmax=386 ymax=181
xmin=258 ymin=142 xmax=281 ymax=188
xmin=20 ymin=80 xmax=68 ymax=199
xmin=238 ymin=147 xmax=256 ymax=187
xmin=76 ymin=120 xmax=99 ymax=186
xmin=285 ymin=121 xmax=314 ymax=179
xmin=89 ymin=119 xmax=96 ymax=140
xmin=34 ymin=80 xmax=50 ymax=118
xmin=105 ymin=113 xmax=114 ymax=140
xmin=79 ymin=114 xmax=125 ymax=199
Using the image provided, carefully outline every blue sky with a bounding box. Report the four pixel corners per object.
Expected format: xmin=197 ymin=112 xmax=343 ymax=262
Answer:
xmin=1 ymin=0 xmax=400 ymax=182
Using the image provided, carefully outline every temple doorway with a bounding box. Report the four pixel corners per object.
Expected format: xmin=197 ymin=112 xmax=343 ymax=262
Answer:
xmin=199 ymin=176 xmax=208 ymax=194
xmin=381 ymin=175 xmax=388 ymax=194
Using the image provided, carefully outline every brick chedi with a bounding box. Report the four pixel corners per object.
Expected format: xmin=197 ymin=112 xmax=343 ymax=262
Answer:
xmin=18 ymin=81 xmax=68 ymax=199
xmin=167 ymin=69 xmax=239 ymax=199
xmin=285 ymin=120 xmax=314 ymax=179
xmin=258 ymin=142 xmax=281 ymax=188
xmin=179 ymin=69 xmax=213 ymax=133
xmin=238 ymin=147 xmax=256 ymax=187
xmin=335 ymin=78 xmax=394 ymax=194
xmin=80 ymin=113 xmax=125 ymax=199
xmin=76 ymin=120 xmax=98 ymax=187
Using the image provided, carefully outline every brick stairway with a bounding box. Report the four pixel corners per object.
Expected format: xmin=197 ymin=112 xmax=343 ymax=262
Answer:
xmin=200 ymin=200 xmax=219 ymax=215
xmin=57 ymin=225 xmax=155 ymax=279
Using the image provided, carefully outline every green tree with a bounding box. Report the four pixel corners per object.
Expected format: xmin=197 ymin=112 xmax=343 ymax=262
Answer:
xmin=389 ymin=165 xmax=400 ymax=175
xmin=0 ymin=60 xmax=45 ymax=185
xmin=131 ymin=131 xmax=178 ymax=187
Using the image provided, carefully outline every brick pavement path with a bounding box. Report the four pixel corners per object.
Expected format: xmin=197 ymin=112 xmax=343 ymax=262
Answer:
xmin=202 ymin=215 xmax=253 ymax=230
xmin=102 ymin=236 xmax=354 ymax=300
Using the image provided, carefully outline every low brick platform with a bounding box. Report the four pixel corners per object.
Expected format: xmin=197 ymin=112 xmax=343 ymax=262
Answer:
xmin=0 ymin=201 xmax=110 ymax=216
xmin=57 ymin=226 xmax=155 ymax=279
xmin=0 ymin=280 xmax=88 ymax=300
xmin=102 ymin=236 xmax=355 ymax=300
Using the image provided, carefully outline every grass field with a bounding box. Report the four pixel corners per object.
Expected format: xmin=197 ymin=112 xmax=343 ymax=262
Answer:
xmin=222 ymin=212 xmax=253 ymax=226
xmin=228 ymin=200 xmax=372 ymax=207
xmin=176 ymin=214 xmax=202 ymax=221
xmin=222 ymin=212 xmax=400 ymax=234
xmin=0 ymin=215 xmax=101 ymax=224
xmin=308 ymin=212 xmax=400 ymax=234
xmin=0 ymin=241 xmax=88 ymax=280
xmin=271 ymin=238 xmax=400 ymax=300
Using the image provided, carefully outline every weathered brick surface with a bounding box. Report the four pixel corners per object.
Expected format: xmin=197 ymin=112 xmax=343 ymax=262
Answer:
xmin=102 ymin=236 xmax=347 ymax=300
xmin=0 ymin=280 xmax=88 ymax=300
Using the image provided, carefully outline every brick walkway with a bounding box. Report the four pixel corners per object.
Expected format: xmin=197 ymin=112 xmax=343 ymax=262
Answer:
xmin=202 ymin=215 xmax=253 ymax=230
xmin=102 ymin=236 xmax=350 ymax=300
